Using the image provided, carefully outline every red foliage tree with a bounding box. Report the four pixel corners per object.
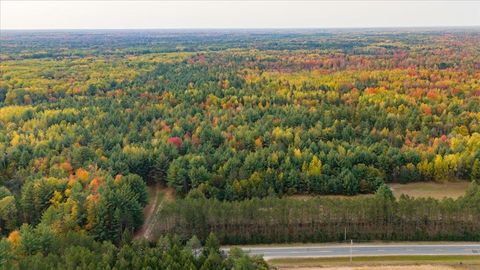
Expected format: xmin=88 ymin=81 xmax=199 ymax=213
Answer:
xmin=167 ymin=137 xmax=183 ymax=149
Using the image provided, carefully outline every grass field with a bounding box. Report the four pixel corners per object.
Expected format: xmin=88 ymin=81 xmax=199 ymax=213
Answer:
xmin=269 ymin=255 xmax=480 ymax=270
xmin=389 ymin=181 xmax=471 ymax=199
xmin=288 ymin=181 xmax=471 ymax=201
xmin=288 ymin=194 xmax=373 ymax=200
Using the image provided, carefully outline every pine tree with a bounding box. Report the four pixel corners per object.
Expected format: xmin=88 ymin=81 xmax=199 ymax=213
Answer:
xmin=203 ymin=232 xmax=220 ymax=257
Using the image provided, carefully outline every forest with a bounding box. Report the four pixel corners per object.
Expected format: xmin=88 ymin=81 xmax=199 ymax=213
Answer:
xmin=0 ymin=230 xmax=268 ymax=270
xmin=0 ymin=29 xmax=479 ymax=266
xmin=155 ymin=183 xmax=480 ymax=244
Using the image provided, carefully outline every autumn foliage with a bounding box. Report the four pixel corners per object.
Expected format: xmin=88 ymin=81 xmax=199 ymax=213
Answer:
xmin=0 ymin=30 xmax=479 ymax=248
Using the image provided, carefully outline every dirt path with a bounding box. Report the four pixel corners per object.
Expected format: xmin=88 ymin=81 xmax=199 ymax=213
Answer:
xmin=134 ymin=184 xmax=174 ymax=241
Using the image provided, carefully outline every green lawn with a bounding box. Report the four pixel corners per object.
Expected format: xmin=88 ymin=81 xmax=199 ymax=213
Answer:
xmin=269 ymin=255 xmax=480 ymax=269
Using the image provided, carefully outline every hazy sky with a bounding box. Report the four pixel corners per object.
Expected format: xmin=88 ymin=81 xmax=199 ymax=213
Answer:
xmin=1 ymin=1 xmax=480 ymax=30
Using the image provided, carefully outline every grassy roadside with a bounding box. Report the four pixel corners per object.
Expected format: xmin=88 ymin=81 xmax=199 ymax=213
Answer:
xmin=269 ymin=255 xmax=480 ymax=269
xmin=223 ymin=241 xmax=480 ymax=249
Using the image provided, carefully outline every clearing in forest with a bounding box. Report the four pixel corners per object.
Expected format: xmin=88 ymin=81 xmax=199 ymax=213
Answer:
xmin=134 ymin=184 xmax=175 ymax=241
xmin=288 ymin=181 xmax=471 ymax=201
xmin=389 ymin=181 xmax=471 ymax=199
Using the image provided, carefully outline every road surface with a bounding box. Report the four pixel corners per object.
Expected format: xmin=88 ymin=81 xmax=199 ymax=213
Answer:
xmin=228 ymin=244 xmax=480 ymax=259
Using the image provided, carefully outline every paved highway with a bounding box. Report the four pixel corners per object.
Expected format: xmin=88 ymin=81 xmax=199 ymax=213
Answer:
xmin=227 ymin=244 xmax=480 ymax=259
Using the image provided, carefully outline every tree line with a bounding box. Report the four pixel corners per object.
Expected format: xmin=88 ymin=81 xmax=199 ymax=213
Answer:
xmin=153 ymin=183 xmax=480 ymax=244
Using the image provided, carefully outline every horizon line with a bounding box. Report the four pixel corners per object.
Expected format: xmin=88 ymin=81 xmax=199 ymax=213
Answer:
xmin=2 ymin=25 xmax=480 ymax=31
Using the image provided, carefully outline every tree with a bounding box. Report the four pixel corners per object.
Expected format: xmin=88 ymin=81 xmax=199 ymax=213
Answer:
xmin=340 ymin=169 xmax=359 ymax=195
xmin=434 ymin=155 xmax=448 ymax=182
xmin=186 ymin=235 xmax=202 ymax=257
xmin=200 ymin=252 xmax=224 ymax=270
xmin=203 ymin=232 xmax=221 ymax=257
xmin=0 ymin=88 xmax=7 ymax=103
xmin=167 ymin=158 xmax=190 ymax=194
xmin=121 ymin=174 xmax=148 ymax=206
xmin=0 ymin=196 xmax=18 ymax=233
xmin=472 ymin=159 xmax=480 ymax=183
xmin=375 ymin=184 xmax=394 ymax=202
xmin=306 ymin=155 xmax=322 ymax=177
xmin=72 ymin=147 xmax=95 ymax=168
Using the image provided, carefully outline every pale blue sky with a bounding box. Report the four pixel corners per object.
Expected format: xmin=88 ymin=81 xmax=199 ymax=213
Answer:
xmin=1 ymin=1 xmax=480 ymax=30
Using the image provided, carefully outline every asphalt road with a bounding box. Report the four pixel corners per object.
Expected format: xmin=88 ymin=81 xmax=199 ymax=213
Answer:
xmin=230 ymin=244 xmax=480 ymax=259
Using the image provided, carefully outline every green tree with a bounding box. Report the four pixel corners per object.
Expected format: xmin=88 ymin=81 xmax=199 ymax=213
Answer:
xmin=472 ymin=159 xmax=480 ymax=183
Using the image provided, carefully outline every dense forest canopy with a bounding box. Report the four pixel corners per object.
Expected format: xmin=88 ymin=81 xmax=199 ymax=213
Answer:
xmin=0 ymin=30 xmax=480 ymax=264
xmin=0 ymin=230 xmax=268 ymax=270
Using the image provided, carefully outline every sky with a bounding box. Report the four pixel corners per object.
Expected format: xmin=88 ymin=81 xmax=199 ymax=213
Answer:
xmin=1 ymin=1 xmax=480 ymax=30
